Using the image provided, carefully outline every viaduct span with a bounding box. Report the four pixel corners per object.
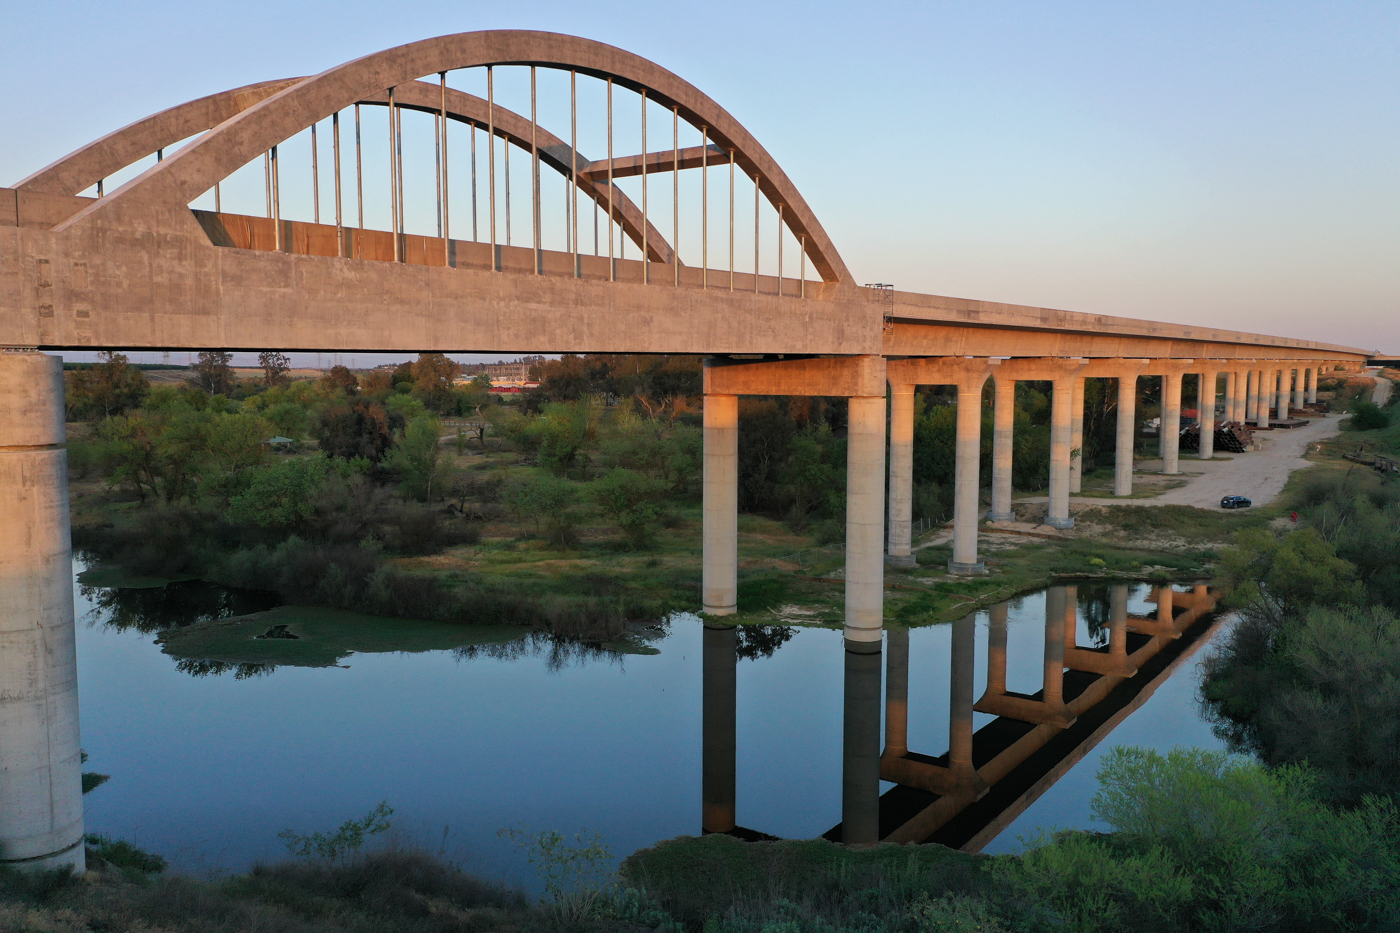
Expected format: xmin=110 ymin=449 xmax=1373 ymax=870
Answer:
xmin=0 ymin=31 xmax=1373 ymax=869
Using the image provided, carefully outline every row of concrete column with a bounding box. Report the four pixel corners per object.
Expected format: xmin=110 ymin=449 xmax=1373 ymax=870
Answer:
xmin=885 ymin=359 xmax=1330 ymax=574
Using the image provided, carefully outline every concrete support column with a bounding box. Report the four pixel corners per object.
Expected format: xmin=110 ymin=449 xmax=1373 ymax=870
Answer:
xmin=949 ymin=379 xmax=987 ymax=574
xmin=988 ymin=378 xmax=1016 ymax=522
xmin=1253 ymin=370 xmax=1269 ymax=429
xmin=1233 ymin=369 xmax=1248 ymax=422
xmin=1245 ymin=371 xmax=1258 ymax=422
xmin=1275 ymin=368 xmax=1289 ymax=421
xmin=1198 ymin=371 xmax=1218 ymax=460
xmin=883 ymin=628 xmax=909 ymax=758
xmin=1048 ymin=375 xmax=1075 ymax=528
xmin=701 ymin=623 xmax=737 ymax=834
xmin=885 ymin=384 xmax=916 ymax=567
xmin=1115 ymin=373 xmax=1137 ymax=496
xmin=1293 ymin=366 xmax=1305 ymax=411
xmin=0 ymin=351 xmax=85 ymax=874
xmin=1068 ymin=377 xmax=1086 ymax=494
xmin=842 ymin=639 xmax=882 ymax=845
xmin=1161 ymin=371 xmax=1183 ymax=474
xmin=1223 ymin=372 xmax=1236 ymax=422
xmin=845 ymin=395 xmax=887 ymax=643
xmin=702 ymin=394 xmax=739 ymax=615
xmin=1306 ymin=366 xmax=1317 ymax=404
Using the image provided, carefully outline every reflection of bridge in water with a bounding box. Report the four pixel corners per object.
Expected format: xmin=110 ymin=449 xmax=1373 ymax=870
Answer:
xmin=702 ymin=584 xmax=1221 ymax=847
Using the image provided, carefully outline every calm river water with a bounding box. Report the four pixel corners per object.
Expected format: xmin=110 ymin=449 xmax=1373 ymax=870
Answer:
xmin=73 ymin=560 xmax=1228 ymax=886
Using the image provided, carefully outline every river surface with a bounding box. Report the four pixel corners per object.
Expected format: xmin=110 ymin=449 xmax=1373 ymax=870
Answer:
xmin=73 ymin=560 xmax=1228 ymax=885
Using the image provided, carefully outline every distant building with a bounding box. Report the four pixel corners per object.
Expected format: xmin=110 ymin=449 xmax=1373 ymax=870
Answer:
xmin=458 ymin=357 xmax=544 ymax=382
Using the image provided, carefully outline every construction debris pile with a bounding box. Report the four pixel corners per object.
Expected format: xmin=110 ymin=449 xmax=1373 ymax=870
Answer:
xmin=1180 ymin=420 xmax=1255 ymax=453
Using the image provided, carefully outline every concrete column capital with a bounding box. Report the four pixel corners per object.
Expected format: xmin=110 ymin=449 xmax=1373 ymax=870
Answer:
xmin=1080 ymin=358 xmax=1148 ymax=379
xmin=996 ymin=357 xmax=1087 ymax=382
xmin=886 ymin=355 xmax=999 ymax=389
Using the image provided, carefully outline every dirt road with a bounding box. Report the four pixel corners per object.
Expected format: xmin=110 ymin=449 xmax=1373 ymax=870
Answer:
xmin=1022 ymin=371 xmax=1391 ymax=512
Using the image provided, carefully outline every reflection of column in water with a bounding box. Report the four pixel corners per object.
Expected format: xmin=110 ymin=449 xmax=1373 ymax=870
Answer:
xmin=702 ymin=623 xmax=737 ymax=834
xmin=843 ymin=638 xmax=882 ymax=845
xmin=1043 ymin=586 xmax=1068 ymax=708
xmin=883 ymin=628 xmax=909 ymax=758
xmin=1156 ymin=586 xmax=1175 ymax=625
xmin=1062 ymin=584 xmax=1079 ymax=655
xmin=983 ymin=602 xmax=1008 ymax=700
xmin=1109 ymin=584 xmax=1129 ymax=659
xmin=948 ymin=612 xmax=985 ymax=794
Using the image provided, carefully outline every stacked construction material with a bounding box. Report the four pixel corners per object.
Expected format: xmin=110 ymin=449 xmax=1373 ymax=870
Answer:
xmin=1182 ymin=421 xmax=1254 ymax=452
xmin=1216 ymin=421 xmax=1254 ymax=452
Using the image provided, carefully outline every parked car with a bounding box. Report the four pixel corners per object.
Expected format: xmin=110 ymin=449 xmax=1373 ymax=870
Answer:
xmin=1221 ymin=495 xmax=1252 ymax=509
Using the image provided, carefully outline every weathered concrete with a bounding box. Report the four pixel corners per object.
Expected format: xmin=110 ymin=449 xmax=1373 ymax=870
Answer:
xmin=886 ymin=384 xmax=916 ymax=567
xmin=845 ymin=394 xmax=887 ymax=641
xmin=886 ymin=358 xmax=995 ymax=573
xmin=1198 ymin=370 xmax=1218 ymax=460
xmin=702 ymin=393 xmax=738 ymax=615
xmin=0 ymin=352 xmax=84 ymax=874
xmin=988 ymin=377 xmax=1017 ymax=522
xmin=1068 ymin=377 xmax=1086 ymax=494
xmin=950 ymin=375 xmax=990 ymax=573
xmin=1048 ymin=374 xmax=1077 ymax=529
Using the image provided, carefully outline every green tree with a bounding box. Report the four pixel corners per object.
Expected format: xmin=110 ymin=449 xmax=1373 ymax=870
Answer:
xmin=590 ymin=468 xmax=668 ymax=548
xmin=1219 ymin=527 xmax=1364 ymax=628
xmin=503 ymin=475 xmax=583 ymax=547
xmin=411 ymin=353 xmax=461 ymax=413
xmin=205 ymin=412 xmax=272 ymax=483
xmin=190 ymin=350 xmax=235 ymax=396
xmin=391 ymin=414 xmax=451 ymax=501
xmin=258 ymin=351 xmax=291 ymax=387
xmin=66 ymin=351 xmax=149 ymax=420
xmin=226 ymin=455 xmax=338 ymax=527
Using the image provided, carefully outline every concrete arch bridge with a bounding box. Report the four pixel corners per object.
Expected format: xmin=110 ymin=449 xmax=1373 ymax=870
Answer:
xmin=0 ymin=31 xmax=1374 ymax=869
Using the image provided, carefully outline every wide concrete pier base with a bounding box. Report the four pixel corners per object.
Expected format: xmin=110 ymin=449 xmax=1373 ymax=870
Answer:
xmin=0 ymin=351 xmax=85 ymax=874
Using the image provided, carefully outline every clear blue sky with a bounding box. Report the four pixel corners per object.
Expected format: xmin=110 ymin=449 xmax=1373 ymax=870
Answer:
xmin=4 ymin=0 xmax=1396 ymax=362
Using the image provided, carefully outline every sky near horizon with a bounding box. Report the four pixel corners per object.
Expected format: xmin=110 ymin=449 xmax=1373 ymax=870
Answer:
xmin=3 ymin=0 xmax=1396 ymax=365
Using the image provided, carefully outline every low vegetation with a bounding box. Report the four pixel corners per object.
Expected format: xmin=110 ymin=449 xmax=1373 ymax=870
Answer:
xmin=8 ymin=745 xmax=1398 ymax=932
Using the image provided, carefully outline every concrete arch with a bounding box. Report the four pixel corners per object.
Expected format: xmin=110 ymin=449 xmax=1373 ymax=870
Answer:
xmin=57 ymin=30 xmax=850 ymax=283
xmin=15 ymin=79 xmax=305 ymax=198
xmin=370 ymin=83 xmax=676 ymax=264
xmin=15 ymin=74 xmax=677 ymax=264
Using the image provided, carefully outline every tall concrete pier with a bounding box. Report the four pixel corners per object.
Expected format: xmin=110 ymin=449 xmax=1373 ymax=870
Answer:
xmin=0 ymin=351 xmax=85 ymax=873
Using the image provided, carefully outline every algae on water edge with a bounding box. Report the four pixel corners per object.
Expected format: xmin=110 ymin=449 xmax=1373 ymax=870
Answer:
xmin=156 ymin=605 xmax=529 ymax=668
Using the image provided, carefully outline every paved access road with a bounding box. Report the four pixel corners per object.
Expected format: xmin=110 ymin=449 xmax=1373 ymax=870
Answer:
xmin=1024 ymin=372 xmax=1391 ymax=511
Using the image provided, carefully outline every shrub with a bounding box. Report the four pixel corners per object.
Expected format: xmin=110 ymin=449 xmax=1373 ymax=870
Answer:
xmin=589 ymin=468 xmax=668 ymax=548
xmin=1347 ymin=400 xmax=1389 ymax=431
xmin=279 ymin=801 xmax=394 ymax=866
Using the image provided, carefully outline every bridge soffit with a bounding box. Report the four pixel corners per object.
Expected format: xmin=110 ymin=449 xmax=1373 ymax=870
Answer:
xmin=50 ymin=31 xmax=851 ymax=284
